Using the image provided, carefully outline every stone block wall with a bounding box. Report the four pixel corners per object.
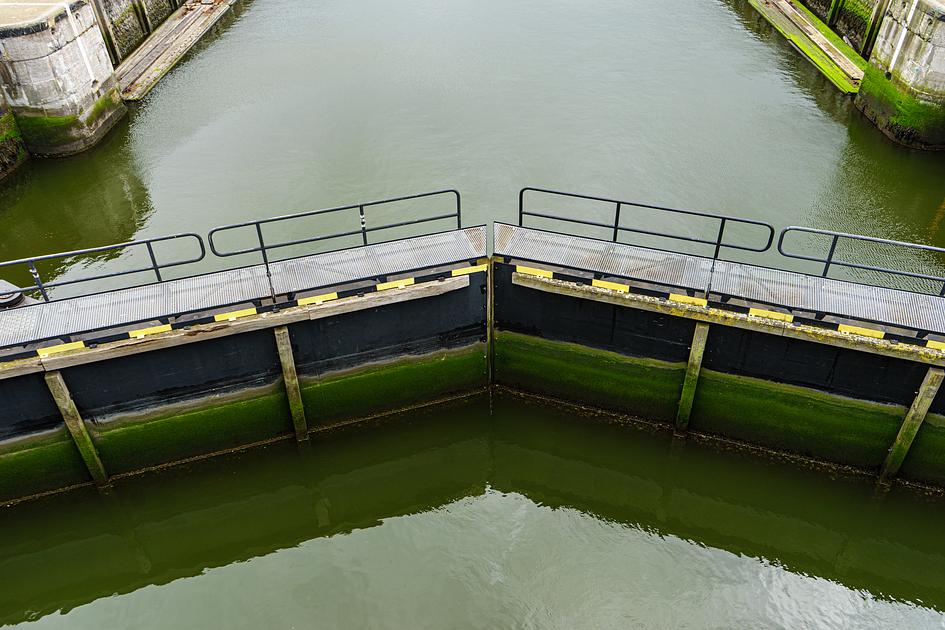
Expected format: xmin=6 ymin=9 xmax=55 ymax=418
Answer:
xmin=0 ymin=1 xmax=126 ymax=156
xmin=0 ymin=94 xmax=26 ymax=181
xmin=143 ymin=0 xmax=177 ymax=27
xmin=100 ymin=0 xmax=148 ymax=60
xmin=835 ymin=0 xmax=880 ymax=51
xmin=856 ymin=0 xmax=945 ymax=148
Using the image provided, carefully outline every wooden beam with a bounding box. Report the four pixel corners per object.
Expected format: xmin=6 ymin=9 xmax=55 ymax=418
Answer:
xmin=676 ymin=323 xmax=710 ymax=435
xmin=880 ymin=367 xmax=944 ymax=482
xmin=44 ymin=371 xmax=108 ymax=485
xmin=274 ymin=326 xmax=308 ymax=442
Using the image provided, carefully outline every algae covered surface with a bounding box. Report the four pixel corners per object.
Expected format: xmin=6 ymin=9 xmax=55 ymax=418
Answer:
xmin=0 ymin=429 xmax=91 ymax=502
xmin=301 ymin=344 xmax=488 ymax=427
xmin=494 ymin=331 xmax=686 ymax=423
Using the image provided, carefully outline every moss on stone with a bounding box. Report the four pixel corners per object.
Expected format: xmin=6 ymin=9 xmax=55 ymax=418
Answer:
xmin=15 ymin=113 xmax=80 ymax=148
xmin=91 ymin=386 xmax=293 ymax=475
xmin=856 ymin=64 xmax=945 ymax=148
xmin=0 ymin=429 xmax=91 ymax=503
xmin=690 ymin=369 xmax=904 ymax=470
xmin=85 ymin=89 xmax=122 ymax=127
xmin=494 ymin=331 xmax=685 ymax=423
xmin=301 ymin=345 xmax=488 ymax=427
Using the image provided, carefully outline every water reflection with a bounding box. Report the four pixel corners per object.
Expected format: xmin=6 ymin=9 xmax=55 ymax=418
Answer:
xmin=2 ymin=393 xmax=945 ymax=627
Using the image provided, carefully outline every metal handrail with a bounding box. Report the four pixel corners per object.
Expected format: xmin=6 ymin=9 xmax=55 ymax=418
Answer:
xmin=0 ymin=233 xmax=206 ymax=303
xmin=518 ymin=187 xmax=775 ymax=259
xmin=207 ymin=190 xmax=462 ymax=296
xmin=778 ymin=227 xmax=945 ymax=295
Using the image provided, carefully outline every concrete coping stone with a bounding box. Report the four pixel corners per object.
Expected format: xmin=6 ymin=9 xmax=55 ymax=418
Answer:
xmin=0 ymin=0 xmax=84 ymax=37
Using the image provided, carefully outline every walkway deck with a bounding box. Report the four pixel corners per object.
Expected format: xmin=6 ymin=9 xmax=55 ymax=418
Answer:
xmin=0 ymin=227 xmax=487 ymax=352
xmin=116 ymin=0 xmax=235 ymax=101
xmin=495 ymin=223 xmax=945 ymax=336
xmin=749 ymin=0 xmax=865 ymax=93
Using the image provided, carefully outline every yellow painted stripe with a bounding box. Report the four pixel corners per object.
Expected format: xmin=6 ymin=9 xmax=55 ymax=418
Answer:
xmin=592 ymin=279 xmax=630 ymax=293
xmin=927 ymin=340 xmax=945 ymax=351
xmin=748 ymin=308 xmax=794 ymax=323
xmin=377 ymin=278 xmax=416 ymax=291
xmin=128 ymin=324 xmax=172 ymax=339
xmin=451 ymin=264 xmax=488 ymax=277
xmin=298 ymin=292 xmax=339 ymax=306
xmin=838 ymin=324 xmax=885 ymax=339
xmin=669 ymin=293 xmax=708 ymax=307
xmin=476 ymin=257 xmax=490 ymax=266
xmin=214 ymin=308 xmax=257 ymax=322
xmin=38 ymin=341 xmax=86 ymax=358
xmin=516 ymin=265 xmax=553 ymax=279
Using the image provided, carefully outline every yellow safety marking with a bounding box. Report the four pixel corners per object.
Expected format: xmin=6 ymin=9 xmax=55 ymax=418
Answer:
xmin=838 ymin=324 xmax=885 ymax=339
xmin=516 ymin=265 xmax=553 ymax=279
xmin=451 ymin=264 xmax=488 ymax=277
xmin=476 ymin=257 xmax=490 ymax=265
xmin=214 ymin=308 xmax=257 ymax=322
xmin=592 ymin=279 xmax=630 ymax=293
xmin=298 ymin=292 xmax=339 ymax=306
xmin=669 ymin=293 xmax=708 ymax=307
xmin=38 ymin=341 xmax=86 ymax=358
xmin=927 ymin=340 xmax=945 ymax=351
xmin=748 ymin=308 xmax=794 ymax=323
xmin=377 ymin=278 xmax=416 ymax=291
xmin=128 ymin=324 xmax=172 ymax=339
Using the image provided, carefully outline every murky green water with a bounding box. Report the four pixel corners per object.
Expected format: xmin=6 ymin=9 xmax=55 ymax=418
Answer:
xmin=0 ymin=0 xmax=942 ymax=290
xmin=2 ymin=394 xmax=945 ymax=628
xmin=2 ymin=1 xmax=945 ymax=626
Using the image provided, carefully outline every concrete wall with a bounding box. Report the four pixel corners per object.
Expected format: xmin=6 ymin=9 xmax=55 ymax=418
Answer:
xmin=856 ymin=0 xmax=945 ymax=148
xmin=0 ymin=1 xmax=126 ymax=156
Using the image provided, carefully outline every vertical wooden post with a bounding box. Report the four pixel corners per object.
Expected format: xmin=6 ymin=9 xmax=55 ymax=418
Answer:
xmin=133 ymin=0 xmax=153 ymax=34
xmin=44 ymin=371 xmax=108 ymax=485
xmin=827 ymin=0 xmax=845 ymax=26
xmin=89 ymin=0 xmax=123 ymax=65
xmin=862 ymin=0 xmax=893 ymax=59
xmin=880 ymin=367 xmax=944 ymax=482
xmin=675 ymin=323 xmax=710 ymax=435
xmin=487 ymin=257 xmax=496 ymax=386
xmin=274 ymin=326 xmax=309 ymax=442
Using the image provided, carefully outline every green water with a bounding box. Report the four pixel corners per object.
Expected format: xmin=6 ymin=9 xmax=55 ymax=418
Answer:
xmin=0 ymin=0 xmax=942 ymax=291
xmin=2 ymin=393 xmax=945 ymax=628
xmin=2 ymin=1 xmax=945 ymax=626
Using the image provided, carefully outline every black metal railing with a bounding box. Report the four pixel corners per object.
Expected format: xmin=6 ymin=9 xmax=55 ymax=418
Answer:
xmin=518 ymin=187 xmax=775 ymax=260
xmin=0 ymin=233 xmax=206 ymax=303
xmin=778 ymin=227 xmax=945 ymax=296
xmin=208 ymin=190 xmax=462 ymax=295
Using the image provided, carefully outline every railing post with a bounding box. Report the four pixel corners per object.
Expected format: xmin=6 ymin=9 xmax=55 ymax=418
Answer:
xmin=28 ymin=261 xmax=50 ymax=302
xmin=613 ymin=202 xmax=621 ymax=242
xmin=359 ymin=205 xmax=368 ymax=245
xmin=823 ymin=234 xmax=840 ymax=277
xmin=713 ymin=218 xmax=727 ymax=260
xmin=145 ymin=242 xmax=163 ymax=282
xmin=255 ymin=223 xmax=276 ymax=299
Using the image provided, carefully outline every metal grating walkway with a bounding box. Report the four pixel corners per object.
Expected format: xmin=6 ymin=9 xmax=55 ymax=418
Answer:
xmin=495 ymin=224 xmax=945 ymax=335
xmin=0 ymin=228 xmax=486 ymax=350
